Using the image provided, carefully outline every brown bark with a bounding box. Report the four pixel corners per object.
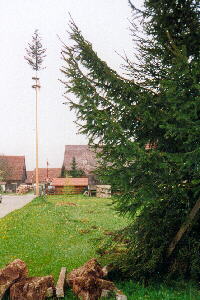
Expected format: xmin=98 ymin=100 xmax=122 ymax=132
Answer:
xmin=167 ymin=197 xmax=200 ymax=257
xmin=10 ymin=275 xmax=55 ymax=300
xmin=67 ymin=259 xmax=115 ymax=300
xmin=0 ymin=259 xmax=27 ymax=300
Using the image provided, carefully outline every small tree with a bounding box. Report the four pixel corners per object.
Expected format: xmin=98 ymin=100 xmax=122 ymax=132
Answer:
xmin=25 ymin=29 xmax=46 ymax=74
xmin=60 ymin=165 xmax=66 ymax=178
xmin=69 ymin=157 xmax=85 ymax=177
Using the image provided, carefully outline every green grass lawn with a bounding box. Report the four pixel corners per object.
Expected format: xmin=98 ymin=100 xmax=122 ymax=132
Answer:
xmin=0 ymin=195 xmax=199 ymax=299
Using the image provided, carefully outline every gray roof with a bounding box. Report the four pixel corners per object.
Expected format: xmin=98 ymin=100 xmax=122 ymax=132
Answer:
xmin=63 ymin=145 xmax=97 ymax=175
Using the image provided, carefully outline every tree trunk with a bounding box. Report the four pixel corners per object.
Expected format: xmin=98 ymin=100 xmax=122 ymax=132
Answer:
xmin=167 ymin=197 xmax=200 ymax=257
xmin=0 ymin=259 xmax=27 ymax=300
xmin=10 ymin=275 xmax=55 ymax=300
xmin=67 ymin=259 xmax=115 ymax=300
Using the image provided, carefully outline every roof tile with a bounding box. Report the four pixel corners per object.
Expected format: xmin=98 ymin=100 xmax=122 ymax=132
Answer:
xmin=63 ymin=145 xmax=97 ymax=175
xmin=51 ymin=177 xmax=88 ymax=186
xmin=0 ymin=156 xmax=26 ymax=181
xmin=26 ymin=168 xmax=61 ymax=184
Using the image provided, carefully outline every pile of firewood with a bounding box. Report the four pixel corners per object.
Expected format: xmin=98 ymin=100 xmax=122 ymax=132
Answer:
xmin=0 ymin=258 xmax=127 ymax=300
xmin=67 ymin=258 xmax=127 ymax=300
xmin=16 ymin=185 xmax=31 ymax=195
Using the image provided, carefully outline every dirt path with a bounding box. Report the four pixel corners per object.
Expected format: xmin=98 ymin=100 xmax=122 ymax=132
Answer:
xmin=0 ymin=194 xmax=35 ymax=218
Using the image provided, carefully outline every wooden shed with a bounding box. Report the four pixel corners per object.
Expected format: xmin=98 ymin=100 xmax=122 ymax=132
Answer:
xmin=50 ymin=177 xmax=88 ymax=195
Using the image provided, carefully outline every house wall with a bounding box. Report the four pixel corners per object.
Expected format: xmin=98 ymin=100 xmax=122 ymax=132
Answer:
xmin=6 ymin=182 xmax=20 ymax=192
xmin=88 ymin=174 xmax=99 ymax=185
xmin=0 ymin=184 xmax=6 ymax=192
xmin=6 ymin=179 xmax=27 ymax=192
xmin=22 ymin=167 xmax=27 ymax=183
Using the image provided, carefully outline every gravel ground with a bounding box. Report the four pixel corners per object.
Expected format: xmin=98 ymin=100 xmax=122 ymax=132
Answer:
xmin=0 ymin=194 xmax=35 ymax=218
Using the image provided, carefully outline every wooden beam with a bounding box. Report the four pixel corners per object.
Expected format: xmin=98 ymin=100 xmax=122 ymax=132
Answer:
xmin=116 ymin=290 xmax=127 ymax=300
xmin=46 ymin=287 xmax=54 ymax=298
xmin=102 ymin=264 xmax=114 ymax=277
xmin=167 ymin=197 xmax=200 ymax=257
xmin=56 ymin=267 xmax=67 ymax=298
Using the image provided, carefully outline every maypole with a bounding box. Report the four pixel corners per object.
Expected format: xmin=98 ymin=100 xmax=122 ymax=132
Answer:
xmin=25 ymin=30 xmax=46 ymax=196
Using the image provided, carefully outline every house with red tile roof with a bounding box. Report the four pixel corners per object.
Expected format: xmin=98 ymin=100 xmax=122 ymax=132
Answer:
xmin=25 ymin=168 xmax=61 ymax=185
xmin=62 ymin=145 xmax=98 ymax=184
xmin=0 ymin=156 xmax=27 ymax=192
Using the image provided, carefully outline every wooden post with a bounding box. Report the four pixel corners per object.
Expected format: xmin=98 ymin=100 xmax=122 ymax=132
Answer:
xmin=56 ymin=267 xmax=67 ymax=298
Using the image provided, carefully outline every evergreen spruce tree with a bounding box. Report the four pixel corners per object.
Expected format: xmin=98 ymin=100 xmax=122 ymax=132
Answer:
xmin=70 ymin=157 xmax=79 ymax=177
xmin=60 ymin=1 xmax=200 ymax=280
xmin=60 ymin=165 xmax=66 ymax=178
xmin=69 ymin=157 xmax=85 ymax=177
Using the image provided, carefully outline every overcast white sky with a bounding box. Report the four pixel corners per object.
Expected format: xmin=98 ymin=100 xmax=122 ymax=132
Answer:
xmin=0 ymin=0 xmax=143 ymax=170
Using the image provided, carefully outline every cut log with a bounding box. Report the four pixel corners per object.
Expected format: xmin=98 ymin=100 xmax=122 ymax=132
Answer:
xmin=10 ymin=275 xmax=55 ymax=300
xmin=167 ymin=197 xmax=200 ymax=257
xmin=56 ymin=267 xmax=67 ymax=298
xmin=67 ymin=259 xmax=104 ymax=285
xmin=102 ymin=264 xmax=114 ymax=277
xmin=101 ymin=289 xmax=112 ymax=298
xmin=67 ymin=259 xmax=116 ymax=300
xmin=45 ymin=287 xmax=54 ymax=298
xmin=0 ymin=259 xmax=27 ymax=300
xmin=101 ymin=288 xmax=127 ymax=300
xmin=115 ymin=290 xmax=127 ymax=300
xmin=96 ymin=185 xmax=111 ymax=198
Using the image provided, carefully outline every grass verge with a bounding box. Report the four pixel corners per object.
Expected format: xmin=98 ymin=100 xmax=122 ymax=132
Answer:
xmin=0 ymin=195 xmax=199 ymax=299
xmin=0 ymin=195 xmax=127 ymax=279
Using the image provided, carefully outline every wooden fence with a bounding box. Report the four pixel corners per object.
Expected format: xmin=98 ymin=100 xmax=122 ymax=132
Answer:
xmin=46 ymin=185 xmax=87 ymax=195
